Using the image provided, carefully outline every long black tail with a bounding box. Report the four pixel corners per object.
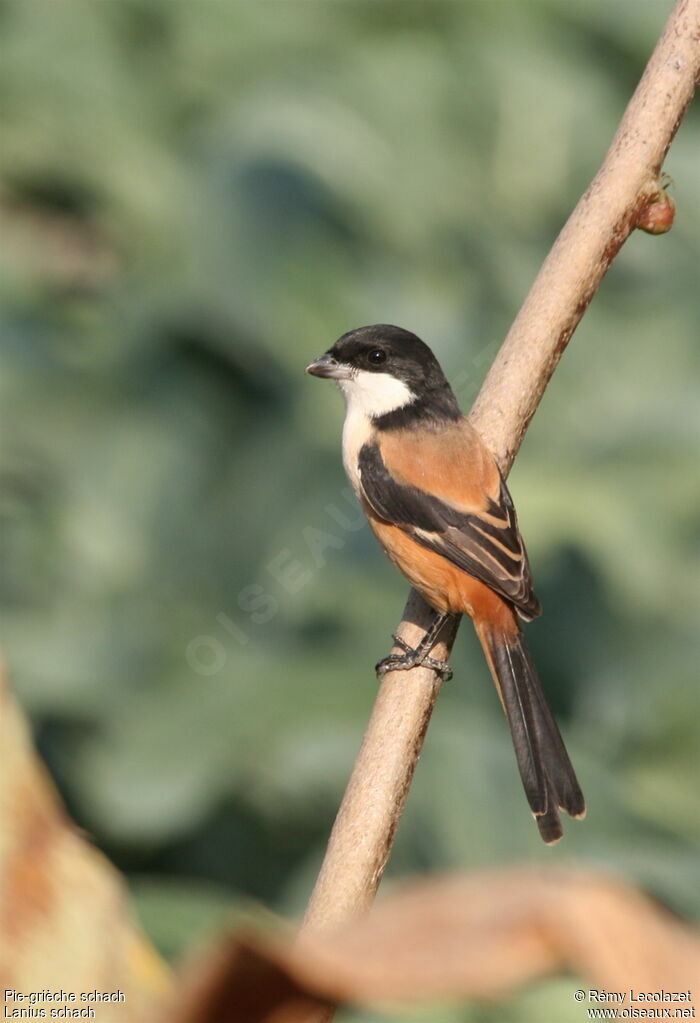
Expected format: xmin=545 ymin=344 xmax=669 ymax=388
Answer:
xmin=476 ymin=624 xmax=585 ymax=843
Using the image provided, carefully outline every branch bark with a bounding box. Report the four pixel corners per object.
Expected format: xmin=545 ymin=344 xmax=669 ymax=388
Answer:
xmin=302 ymin=0 xmax=700 ymax=940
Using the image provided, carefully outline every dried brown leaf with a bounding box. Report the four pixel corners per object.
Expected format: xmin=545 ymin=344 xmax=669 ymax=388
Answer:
xmin=172 ymin=869 xmax=700 ymax=1022
xmin=0 ymin=669 xmax=170 ymax=1022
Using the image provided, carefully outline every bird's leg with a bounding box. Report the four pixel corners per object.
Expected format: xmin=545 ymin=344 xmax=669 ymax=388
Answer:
xmin=375 ymin=611 xmax=454 ymax=682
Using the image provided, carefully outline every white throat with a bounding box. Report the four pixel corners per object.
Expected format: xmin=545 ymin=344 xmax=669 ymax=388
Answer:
xmin=338 ymin=369 xmax=415 ymax=496
xmin=338 ymin=369 xmax=415 ymax=420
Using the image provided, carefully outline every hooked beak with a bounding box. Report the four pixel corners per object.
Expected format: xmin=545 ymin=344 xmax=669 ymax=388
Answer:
xmin=305 ymin=353 xmax=353 ymax=380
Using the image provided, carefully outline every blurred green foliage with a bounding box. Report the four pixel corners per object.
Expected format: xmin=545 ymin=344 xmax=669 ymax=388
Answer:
xmin=0 ymin=1 xmax=698 ymax=1019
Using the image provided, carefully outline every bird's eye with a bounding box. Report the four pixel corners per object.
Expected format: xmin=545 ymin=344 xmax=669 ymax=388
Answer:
xmin=367 ymin=349 xmax=387 ymax=366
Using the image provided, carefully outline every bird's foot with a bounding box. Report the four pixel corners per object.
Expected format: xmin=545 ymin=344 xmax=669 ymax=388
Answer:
xmin=375 ymin=634 xmax=453 ymax=682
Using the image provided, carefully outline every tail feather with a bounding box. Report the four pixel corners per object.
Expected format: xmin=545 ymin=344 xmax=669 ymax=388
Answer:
xmin=477 ymin=623 xmax=585 ymax=844
xmin=521 ymin=639 xmax=586 ymax=820
xmin=494 ymin=639 xmax=548 ymax=816
xmin=535 ymin=798 xmax=565 ymax=844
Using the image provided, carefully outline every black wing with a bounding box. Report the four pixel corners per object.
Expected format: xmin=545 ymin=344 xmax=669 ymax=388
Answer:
xmin=358 ymin=442 xmax=540 ymax=620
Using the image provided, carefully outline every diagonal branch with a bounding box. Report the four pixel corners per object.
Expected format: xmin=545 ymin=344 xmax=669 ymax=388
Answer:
xmin=302 ymin=0 xmax=700 ymax=939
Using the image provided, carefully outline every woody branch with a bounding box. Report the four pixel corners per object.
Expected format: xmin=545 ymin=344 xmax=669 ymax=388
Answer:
xmin=301 ymin=0 xmax=700 ymax=941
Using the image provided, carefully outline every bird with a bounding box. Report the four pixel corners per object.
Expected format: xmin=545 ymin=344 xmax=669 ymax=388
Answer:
xmin=306 ymin=323 xmax=585 ymax=843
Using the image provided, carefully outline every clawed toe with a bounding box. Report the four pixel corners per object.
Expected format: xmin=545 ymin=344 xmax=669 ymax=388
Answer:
xmin=375 ymin=634 xmax=418 ymax=678
xmin=390 ymin=633 xmax=413 ymax=655
xmin=375 ymin=634 xmax=453 ymax=682
xmin=375 ymin=652 xmax=413 ymax=679
xmin=420 ymin=655 xmax=453 ymax=682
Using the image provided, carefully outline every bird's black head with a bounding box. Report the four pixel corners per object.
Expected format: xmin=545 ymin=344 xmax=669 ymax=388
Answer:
xmin=306 ymin=324 xmax=461 ymax=428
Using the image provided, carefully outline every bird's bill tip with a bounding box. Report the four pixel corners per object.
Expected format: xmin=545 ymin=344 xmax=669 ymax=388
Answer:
xmin=305 ymin=354 xmax=353 ymax=380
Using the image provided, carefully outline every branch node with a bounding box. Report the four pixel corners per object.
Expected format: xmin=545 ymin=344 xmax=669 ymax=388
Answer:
xmin=634 ymin=177 xmax=677 ymax=235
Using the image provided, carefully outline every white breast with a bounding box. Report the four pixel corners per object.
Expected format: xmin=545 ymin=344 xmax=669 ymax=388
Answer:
xmin=337 ymin=369 xmax=415 ymax=496
xmin=341 ymin=404 xmax=373 ymax=497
